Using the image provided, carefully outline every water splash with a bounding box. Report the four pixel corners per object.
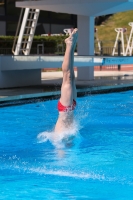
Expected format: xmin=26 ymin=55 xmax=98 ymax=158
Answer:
xmin=27 ymin=167 xmax=106 ymax=181
xmin=37 ymin=120 xmax=80 ymax=149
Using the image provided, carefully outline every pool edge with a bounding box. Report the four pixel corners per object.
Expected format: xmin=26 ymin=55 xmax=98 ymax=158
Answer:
xmin=0 ymin=83 xmax=133 ymax=107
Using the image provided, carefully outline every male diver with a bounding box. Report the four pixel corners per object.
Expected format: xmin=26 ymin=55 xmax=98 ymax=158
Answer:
xmin=55 ymin=28 xmax=78 ymax=133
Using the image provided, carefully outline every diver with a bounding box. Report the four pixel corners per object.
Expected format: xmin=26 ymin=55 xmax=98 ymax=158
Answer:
xmin=55 ymin=28 xmax=78 ymax=134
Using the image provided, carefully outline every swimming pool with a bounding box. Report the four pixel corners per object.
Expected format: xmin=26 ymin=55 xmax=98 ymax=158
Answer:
xmin=0 ymin=90 xmax=133 ymax=199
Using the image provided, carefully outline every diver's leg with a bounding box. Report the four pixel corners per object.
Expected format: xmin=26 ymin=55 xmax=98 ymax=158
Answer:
xmin=60 ymin=29 xmax=78 ymax=106
xmin=71 ymin=31 xmax=78 ymax=101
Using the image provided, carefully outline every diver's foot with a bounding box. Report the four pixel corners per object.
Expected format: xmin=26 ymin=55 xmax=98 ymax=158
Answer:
xmin=72 ymin=28 xmax=78 ymax=52
xmin=65 ymin=28 xmax=78 ymax=48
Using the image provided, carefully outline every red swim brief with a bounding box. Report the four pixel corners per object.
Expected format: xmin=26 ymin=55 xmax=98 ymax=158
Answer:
xmin=58 ymin=99 xmax=76 ymax=112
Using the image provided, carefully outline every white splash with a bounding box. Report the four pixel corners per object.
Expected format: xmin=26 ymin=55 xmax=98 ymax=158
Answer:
xmin=28 ymin=167 xmax=106 ymax=181
xmin=37 ymin=120 xmax=80 ymax=148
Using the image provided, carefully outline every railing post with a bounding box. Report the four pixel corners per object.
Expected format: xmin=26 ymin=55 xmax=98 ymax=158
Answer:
xmin=100 ymin=41 xmax=103 ymax=70
xmin=118 ymin=40 xmax=121 ymax=71
xmin=100 ymin=41 xmax=103 ymax=56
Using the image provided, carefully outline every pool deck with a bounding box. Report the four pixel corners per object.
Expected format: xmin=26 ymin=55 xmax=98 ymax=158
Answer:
xmin=0 ymin=68 xmax=133 ymax=105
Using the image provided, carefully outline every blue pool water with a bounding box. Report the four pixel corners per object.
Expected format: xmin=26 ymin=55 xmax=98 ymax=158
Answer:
xmin=0 ymin=90 xmax=133 ymax=199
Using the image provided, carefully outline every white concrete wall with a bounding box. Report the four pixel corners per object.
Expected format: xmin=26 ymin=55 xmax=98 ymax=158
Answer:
xmin=0 ymin=69 xmax=41 ymax=88
xmin=78 ymin=16 xmax=94 ymax=55
xmin=0 ymin=56 xmax=41 ymax=88
xmin=77 ymin=15 xmax=94 ymax=81
xmin=0 ymin=21 xmax=6 ymax=35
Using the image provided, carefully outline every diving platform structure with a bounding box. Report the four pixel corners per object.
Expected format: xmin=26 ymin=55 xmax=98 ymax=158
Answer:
xmin=12 ymin=8 xmax=40 ymax=56
xmin=1 ymin=0 xmax=133 ymax=88
xmin=112 ymin=22 xmax=133 ymax=56
xmin=0 ymin=55 xmax=133 ymax=88
xmin=1 ymin=55 xmax=133 ymax=71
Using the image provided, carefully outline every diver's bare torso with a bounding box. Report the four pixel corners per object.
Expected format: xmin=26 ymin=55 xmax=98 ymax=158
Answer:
xmin=54 ymin=111 xmax=74 ymax=133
